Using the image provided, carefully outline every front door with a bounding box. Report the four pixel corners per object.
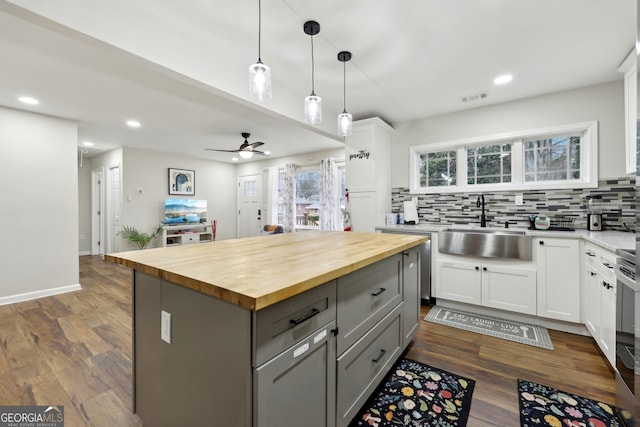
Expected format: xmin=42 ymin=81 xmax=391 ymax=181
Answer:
xmin=238 ymin=174 xmax=263 ymax=238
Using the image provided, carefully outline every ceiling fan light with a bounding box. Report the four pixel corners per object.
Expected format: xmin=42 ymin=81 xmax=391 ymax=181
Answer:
xmin=239 ymin=150 xmax=254 ymax=159
xmin=249 ymin=61 xmax=272 ymax=102
xmin=304 ymin=93 xmax=322 ymax=124
xmin=338 ymin=111 xmax=352 ymax=136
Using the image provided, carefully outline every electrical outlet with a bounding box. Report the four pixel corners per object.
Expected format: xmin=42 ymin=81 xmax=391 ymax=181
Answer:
xmin=161 ymin=310 xmax=172 ymax=344
xmin=515 ymin=194 xmax=524 ymax=206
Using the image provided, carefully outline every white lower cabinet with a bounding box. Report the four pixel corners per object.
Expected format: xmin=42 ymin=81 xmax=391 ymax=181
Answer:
xmin=535 ymin=238 xmax=580 ymax=322
xmin=583 ymin=242 xmax=617 ymax=366
xmin=437 ymin=260 xmax=536 ymax=315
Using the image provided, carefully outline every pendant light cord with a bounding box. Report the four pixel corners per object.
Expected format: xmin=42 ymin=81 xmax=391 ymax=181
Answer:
xmin=257 ymin=0 xmax=262 ymax=62
xmin=342 ymin=60 xmax=347 ymax=112
xmin=310 ymin=35 xmax=315 ymax=94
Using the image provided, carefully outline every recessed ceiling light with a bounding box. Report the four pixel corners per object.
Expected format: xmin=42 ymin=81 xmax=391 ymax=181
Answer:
xmin=126 ymin=120 xmax=141 ymax=128
xmin=494 ymin=74 xmax=513 ymax=85
xmin=263 ymin=151 xmax=271 ymax=156
xmin=232 ymin=157 xmax=239 ymax=162
xmin=82 ymin=141 xmax=94 ymax=147
xmin=18 ymin=96 xmax=39 ymax=105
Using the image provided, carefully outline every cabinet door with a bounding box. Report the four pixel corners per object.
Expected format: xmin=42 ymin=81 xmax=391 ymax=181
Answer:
xmin=254 ymin=321 xmax=336 ymax=427
xmin=536 ymin=238 xmax=580 ymax=322
xmin=600 ymin=279 xmax=616 ymax=366
xmin=402 ymin=247 xmax=421 ymax=347
xmin=481 ymin=266 xmax=536 ymax=315
xmin=436 ymin=260 xmax=482 ymax=304
xmin=585 ymin=267 xmax=601 ymax=338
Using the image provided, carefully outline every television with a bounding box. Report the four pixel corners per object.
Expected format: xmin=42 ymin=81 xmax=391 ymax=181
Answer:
xmin=164 ymin=198 xmax=207 ymax=224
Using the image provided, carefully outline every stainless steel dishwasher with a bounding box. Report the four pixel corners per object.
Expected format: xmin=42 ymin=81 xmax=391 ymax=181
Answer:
xmin=380 ymin=229 xmax=431 ymax=302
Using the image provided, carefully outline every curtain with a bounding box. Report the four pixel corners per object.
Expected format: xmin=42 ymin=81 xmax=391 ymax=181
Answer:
xmin=265 ymin=167 xmax=279 ymax=225
xmin=320 ymin=158 xmax=341 ymax=231
xmin=282 ymin=163 xmax=296 ymax=233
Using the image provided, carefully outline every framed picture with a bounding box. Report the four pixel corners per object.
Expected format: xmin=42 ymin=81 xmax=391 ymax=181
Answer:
xmin=168 ymin=168 xmax=195 ymax=195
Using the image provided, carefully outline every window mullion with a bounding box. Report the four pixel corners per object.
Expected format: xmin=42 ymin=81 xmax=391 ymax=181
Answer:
xmin=512 ymin=140 xmax=523 ymax=185
xmin=458 ymin=147 xmax=467 ymax=188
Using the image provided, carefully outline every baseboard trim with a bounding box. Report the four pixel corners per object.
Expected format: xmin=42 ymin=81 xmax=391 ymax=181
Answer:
xmin=0 ymin=284 xmax=82 ymax=307
xmin=79 ymin=250 xmax=91 ymax=256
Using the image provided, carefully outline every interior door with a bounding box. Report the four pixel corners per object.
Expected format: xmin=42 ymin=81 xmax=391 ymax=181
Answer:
xmin=91 ymin=168 xmax=105 ymax=255
xmin=238 ymin=174 xmax=263 ymax=238
xmin=107 ymin=165 xmax=121 ymax=253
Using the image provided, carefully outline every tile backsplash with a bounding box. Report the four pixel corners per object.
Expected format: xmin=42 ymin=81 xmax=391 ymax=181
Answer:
xmin=391 ymin=176 xmax=635 ymax=231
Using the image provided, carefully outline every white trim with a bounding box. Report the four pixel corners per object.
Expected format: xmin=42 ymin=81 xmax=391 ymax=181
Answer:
xmin=409 ymin=121 xmax=598 ymax=194
xmin=79 ymin=250 xmax=91 ymax=256
xmin=0 ymin=284 xmax=82 ymax=307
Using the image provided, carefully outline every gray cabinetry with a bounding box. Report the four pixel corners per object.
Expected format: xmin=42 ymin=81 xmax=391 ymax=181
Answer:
xmin=336 ymin=304 xmax=403 ymax=427
xmin=337 ymin=254 xmax=402 ymax=355
xmin=133 ymin=272 xmax=252 ymax=427
xmin=402 ymin=247 xmax=421 ymax=347
xmin=132 ymin=248 xmax=421 ymax=427
xmin=254 ymin=321 xmax=336 ymax=427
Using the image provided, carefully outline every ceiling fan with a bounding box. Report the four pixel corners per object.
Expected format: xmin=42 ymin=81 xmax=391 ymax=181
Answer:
xmin=205 ymin=132 xmax=267 ymax=159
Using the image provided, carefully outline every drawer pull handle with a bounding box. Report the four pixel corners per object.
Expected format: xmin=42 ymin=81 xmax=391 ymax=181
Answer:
xmin=371 ymin=288 xmax=387 ymax=297
xmin=372 ymin=349 xmax=386 ymax=363
xmin=289 ymin=308 xmax=320 ymax=326
xmin=602 ymin=262 xmax=613 ymax=269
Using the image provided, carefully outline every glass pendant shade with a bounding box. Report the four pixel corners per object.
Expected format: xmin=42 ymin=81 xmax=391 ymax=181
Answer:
xmin=304 ymin=93 xmax=322 ymax=124
xmin=338 ymin=111 xmax=353 ymax=136
xmin=239 ymin=149 xmax=254 ymax=159
xmin=249 ymin=61 xmax=272 ymax=102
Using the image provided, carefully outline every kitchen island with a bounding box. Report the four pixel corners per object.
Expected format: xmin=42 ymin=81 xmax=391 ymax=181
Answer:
xmin=106 ymin=230 xmax=428 ymax=427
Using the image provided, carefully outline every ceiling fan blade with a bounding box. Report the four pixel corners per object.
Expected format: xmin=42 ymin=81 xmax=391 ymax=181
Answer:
xmin=204 ymin=148 xmax=240 ymax=153
xmin=248 ymin=141 xmax=264 ymax=149
xmin=253 ymin=150 xmax=267 ymax=156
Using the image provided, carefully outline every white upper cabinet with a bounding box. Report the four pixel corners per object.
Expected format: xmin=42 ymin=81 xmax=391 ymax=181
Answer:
xmin=618 ymin=49 xmax=637 ymax=174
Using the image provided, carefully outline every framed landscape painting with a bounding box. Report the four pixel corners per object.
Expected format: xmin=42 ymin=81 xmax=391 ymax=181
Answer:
xmin=169 ymin=168 xmax=195 ymax=195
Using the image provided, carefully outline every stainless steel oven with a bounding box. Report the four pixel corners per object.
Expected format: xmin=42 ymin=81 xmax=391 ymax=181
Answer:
xmin=615 ymin=248 xmax=637 ymax=420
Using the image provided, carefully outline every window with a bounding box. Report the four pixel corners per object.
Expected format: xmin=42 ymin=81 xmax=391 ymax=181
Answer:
xmin=420 ymin=151 xmax=456 ymax=187
xmin=467 ymin=144 xmax=512 ymax=185
xmin=409 ymin=121 xmax=597 ymax=194
xmin=277 ymin=163 xmax=346 ymax=229
xmin=524 ymin=135 xmax=580 ymax=182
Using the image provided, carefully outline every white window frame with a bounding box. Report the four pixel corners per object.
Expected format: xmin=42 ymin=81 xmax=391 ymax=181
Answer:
xmin=409 ymin=121 xmax=598 ymax=194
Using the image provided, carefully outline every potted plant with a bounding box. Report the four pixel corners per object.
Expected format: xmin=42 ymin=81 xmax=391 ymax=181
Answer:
xmin=119 ymin=224 xmax=163 ymax=250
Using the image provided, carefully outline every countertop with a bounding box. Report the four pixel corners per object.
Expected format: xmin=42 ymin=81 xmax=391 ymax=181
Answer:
xmin=106 ymin=230 xmax=428 ymax=311
xmin=376 ymin=223 xmax=635 ymax=253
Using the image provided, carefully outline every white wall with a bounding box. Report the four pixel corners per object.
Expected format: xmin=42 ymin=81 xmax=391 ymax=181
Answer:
xmin=0 ymin=106 xmax=79 ymax=301
xmin=77 ymin=157 xmax=92 ymax=254
xmin=391 ymin=81 xmax=626 ymax=187
xmin=121 ymin=147 xmax=237 ymax=244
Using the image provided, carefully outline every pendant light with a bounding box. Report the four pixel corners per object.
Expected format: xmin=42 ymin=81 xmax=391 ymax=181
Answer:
xmin=249 ymin=0 xmax=271 ymax=102
xmin=303 ymin=20 xmax=322 ymax=124
xmin=337 ymin=51 xmax=353 ymax=137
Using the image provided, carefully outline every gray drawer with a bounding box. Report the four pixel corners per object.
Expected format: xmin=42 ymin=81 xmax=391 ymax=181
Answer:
xmin=336 ymin=303 xmax=403 ymax=427
xmin=253 ymin=280 xmax=336 ymax=367
xmin=336 ymin=254 xmax=402 ymax=355
xmin=253 ymin=321 xmax=336 ymax=427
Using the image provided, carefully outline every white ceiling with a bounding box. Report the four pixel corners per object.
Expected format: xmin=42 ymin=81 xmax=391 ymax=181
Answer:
xmin=0 ymin=0 xmax=635 ymax=163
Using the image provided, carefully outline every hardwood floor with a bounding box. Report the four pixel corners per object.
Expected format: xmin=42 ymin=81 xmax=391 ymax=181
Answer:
xmin=406 ymin=305 xmax=616 ymax=426
xmin=0 ymin=256 xmax=616 ymax=426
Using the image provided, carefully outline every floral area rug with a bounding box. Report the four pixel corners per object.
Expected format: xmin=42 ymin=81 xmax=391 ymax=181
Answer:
xmin=518 ymin=379 xmax=631 ymax=427
xmin=350 ymin=358 xmax=475 ymax=427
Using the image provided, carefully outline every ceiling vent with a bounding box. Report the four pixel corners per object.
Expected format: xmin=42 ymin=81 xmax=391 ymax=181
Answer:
xmin=461 ymin=91 xmax=489 ymax=103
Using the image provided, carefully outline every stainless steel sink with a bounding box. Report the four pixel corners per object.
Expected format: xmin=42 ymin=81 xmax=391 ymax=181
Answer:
xmin=439 ymin=228 xmax=532 ymax=260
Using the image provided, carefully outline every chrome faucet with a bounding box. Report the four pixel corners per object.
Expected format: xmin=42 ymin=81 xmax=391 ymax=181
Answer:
xmin=476 ymin=194 xmax=487 ymax=227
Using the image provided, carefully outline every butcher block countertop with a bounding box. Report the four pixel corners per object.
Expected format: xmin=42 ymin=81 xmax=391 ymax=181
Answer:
xmin=106 ymin=230 xmax=428 ymax=311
